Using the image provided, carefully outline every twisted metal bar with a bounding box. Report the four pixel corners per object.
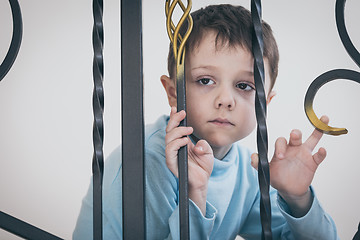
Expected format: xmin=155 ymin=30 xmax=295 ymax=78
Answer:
xmin=0 ymin=0 xmax=22 ymax=81
xmin=165 ymin=1 xmax=193 ymax=239
xmin=304 ymin=0 xmax=360 ymax=136
xmin=92 ymin=0 xmax=104 ymax=239
xmin=251 ymin=0 xmax=272 ymax=239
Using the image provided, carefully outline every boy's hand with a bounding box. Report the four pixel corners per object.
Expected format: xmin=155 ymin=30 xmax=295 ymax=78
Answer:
xmin=251 ymin=116 xmax=329 ymax=217
xmin=165 ymin=107 xmax=214 ymax=215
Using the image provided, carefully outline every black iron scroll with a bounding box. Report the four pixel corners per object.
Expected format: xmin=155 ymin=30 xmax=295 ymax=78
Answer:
xmin=304 ymin=0 xmax=360 ymax=238
xmin=92 ymin=0 xmax=105 ymax=239
xmin=0 ymin=0 xmax=61 ymax=239
xmin=251 ymin=0 xmax=272 ymax=239
xmin=0 ymin=212 xmax=62 ymax=240
xmin=304 ymin=0 xmax=360 ymax=136
xmin=121 ymin=0 xmax=146 ymax=239
xmin=0 ymin=0 xmax=22 ymax=81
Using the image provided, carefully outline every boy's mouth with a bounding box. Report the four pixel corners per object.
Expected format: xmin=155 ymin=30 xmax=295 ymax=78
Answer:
xmin=209 ymin=118 xmax=234 ymax=126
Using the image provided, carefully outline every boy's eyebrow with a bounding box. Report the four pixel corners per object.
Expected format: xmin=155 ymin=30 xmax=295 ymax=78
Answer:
xmin=191 ymin=65 xmax=254 ymax=77
xmin=190 ymin=65 xmax=217 ymax=71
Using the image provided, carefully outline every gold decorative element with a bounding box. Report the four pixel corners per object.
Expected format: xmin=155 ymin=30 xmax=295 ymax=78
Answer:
xmin=165 ymin=0 xmax=193 ymax=68
xmin=305 ymin=99 xmax=348 ymax=136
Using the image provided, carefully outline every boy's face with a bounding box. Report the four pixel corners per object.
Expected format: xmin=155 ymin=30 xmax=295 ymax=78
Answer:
xmin=162 ymin=31 xmax=275 ymax=158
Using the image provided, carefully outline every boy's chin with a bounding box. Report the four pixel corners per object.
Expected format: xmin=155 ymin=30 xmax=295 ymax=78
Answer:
xmin=207 ymin=138 xmax=234 ymax=151
xmin=207 ymin=135 xmax=241 ymax=147
xmin=190 ymin=132 xmax=241 ymax=151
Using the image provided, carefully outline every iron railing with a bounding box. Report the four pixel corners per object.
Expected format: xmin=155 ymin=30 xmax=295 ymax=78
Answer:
xmin=0 ymin=0 xmax=359 ymax=239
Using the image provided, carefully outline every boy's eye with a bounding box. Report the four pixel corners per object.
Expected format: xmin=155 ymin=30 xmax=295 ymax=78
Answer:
xmin=198 ymin=78 xmax=214 ymax=85
xmin=236 ymin=82 xmax=254 ymax=91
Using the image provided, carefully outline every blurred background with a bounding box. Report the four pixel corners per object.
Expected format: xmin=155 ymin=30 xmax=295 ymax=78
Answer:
xmin=0 ymin=0 xmax=359 ymax=239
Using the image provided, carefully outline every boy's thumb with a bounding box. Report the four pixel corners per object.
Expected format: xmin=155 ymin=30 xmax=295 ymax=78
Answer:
xmin=251 ymin=153 xmax=259 ymax=171
xmin=195 ymin=139 xmax=213 ymax=155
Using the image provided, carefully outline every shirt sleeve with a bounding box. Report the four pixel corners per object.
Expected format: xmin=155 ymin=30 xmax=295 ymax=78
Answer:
xmin=145 ymin=146 xmax=219 ymax=239
xmin=276 ymin=186 xmax=339 ymax=240
xmin=239 ymin=186 xmax=339 ymax=240
xmin=239 ymin=187 xmax=288 ymax=239
xmin=167 ymin=200 xmax=217 ymax=239
xmin=73 ymin=142 xmax=219 ymax=240
xmin=72 ymin=147 xmax=123 ymax=240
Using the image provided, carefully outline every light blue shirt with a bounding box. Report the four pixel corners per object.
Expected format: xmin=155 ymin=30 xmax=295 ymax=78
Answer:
xmin=73 ymin=115 xmax=338 ymax=239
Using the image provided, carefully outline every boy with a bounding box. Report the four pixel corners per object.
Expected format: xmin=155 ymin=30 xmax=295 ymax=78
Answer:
xmin=73 ymin=4 xmax=338 ymax=239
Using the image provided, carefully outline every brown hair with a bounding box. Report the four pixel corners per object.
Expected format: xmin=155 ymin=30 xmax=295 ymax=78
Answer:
xmin=167 ymin=4 xmax=279 ymax=90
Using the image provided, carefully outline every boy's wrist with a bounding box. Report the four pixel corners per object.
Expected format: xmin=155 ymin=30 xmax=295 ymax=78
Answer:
xmin=278 ymin=188 xmax=313 ymax=218
xmin=189 ymin=186 xmax=208 ymax=216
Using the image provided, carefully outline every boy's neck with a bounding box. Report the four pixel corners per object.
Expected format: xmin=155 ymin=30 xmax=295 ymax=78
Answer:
xmin=212 ymin=145 xmax=232 ymax=160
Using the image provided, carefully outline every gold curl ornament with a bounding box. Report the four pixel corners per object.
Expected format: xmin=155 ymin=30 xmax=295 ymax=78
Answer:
xmin=165 ymin=0 xmax=193 ymax=68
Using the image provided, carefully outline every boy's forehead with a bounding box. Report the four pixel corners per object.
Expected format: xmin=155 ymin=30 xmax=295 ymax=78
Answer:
xmin=188 ymin=30 xmax=254 ymax=59
xmin=187 ymin=31 xmax=253 ymax=64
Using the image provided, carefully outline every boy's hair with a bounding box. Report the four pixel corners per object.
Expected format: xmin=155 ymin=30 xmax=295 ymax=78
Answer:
xmin=167 ymin=4 xmax=279 ymax=90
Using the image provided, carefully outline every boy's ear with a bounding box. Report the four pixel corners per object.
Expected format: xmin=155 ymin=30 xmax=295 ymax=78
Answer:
xmin=160 ymin=75 xmax=177 ymax=107
xmin=266 ymin=90 xmax=276 ymax=105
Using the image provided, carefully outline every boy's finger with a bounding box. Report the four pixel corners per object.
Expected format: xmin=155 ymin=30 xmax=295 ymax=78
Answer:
xmin=166 ymin=109 xmax=186 ymax=133
xmin=165 ymin=137 xmax=189 ymax=178
xmin=305 ymin=115 xmax=329 ymax=151
xmin=170 ymin=106 xmax=177 ymax=116
xmin=274 ymin=137 xmax=287 ymax=159
xmin=288 ymin=130 xmax=302 ymax=146
xmin=251 ymin=153 xmax=259 ymax=170
xmin=166 ymin=137 xmax=189 ymax=154
xmin=165 ymin=126 xmax=193 ymax=145
xmin=313 ymin=147 xmax=327 ymax=165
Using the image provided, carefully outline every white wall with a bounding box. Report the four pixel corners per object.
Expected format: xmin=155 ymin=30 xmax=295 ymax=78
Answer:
xmin=0 ymin=0 xmax=359 ymax=239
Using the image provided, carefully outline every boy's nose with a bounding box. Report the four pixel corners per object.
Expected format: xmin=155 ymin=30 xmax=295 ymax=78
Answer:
xmin=215 ymin=89 xmax=235 ymax=110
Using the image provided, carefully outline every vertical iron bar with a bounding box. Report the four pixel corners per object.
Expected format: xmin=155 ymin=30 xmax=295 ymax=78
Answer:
xmin=177 ymin=63 xmax=189 ymax=240
xmin=165 ymin=2 xmax=193 ymax=238
xmin=92 ymin=0 xmax=104 ymax=239
xmin=251 ymin=0 xmax=272 ymax=239
xmin=121 ymin=0 xmax=145 ymax=239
